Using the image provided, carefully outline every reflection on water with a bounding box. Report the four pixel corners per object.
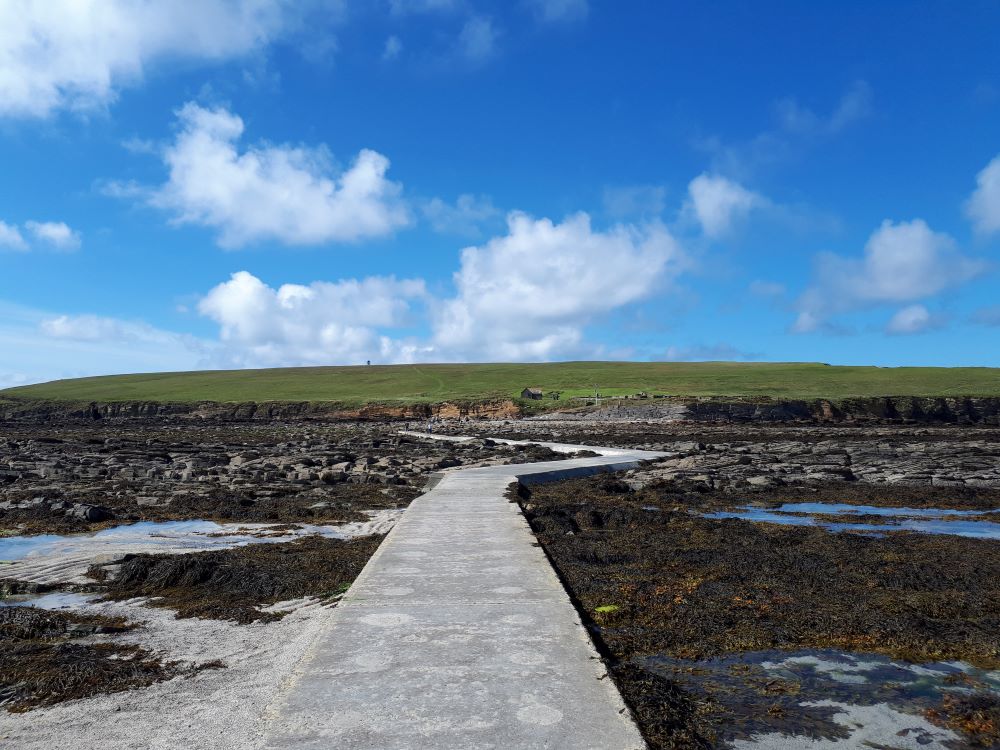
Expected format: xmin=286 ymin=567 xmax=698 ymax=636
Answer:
xmin=644 ymin=649 xmax=1000 ymax=749
xmin=0 ymin=591 xmax=95 ymax=609
xmin=773 ymin=503 xmax=999 ymax=519
xmin=703 ymin=503 xmax=1000 ymax=539
xmin=0 ymin=518 xmax=388 ymax=563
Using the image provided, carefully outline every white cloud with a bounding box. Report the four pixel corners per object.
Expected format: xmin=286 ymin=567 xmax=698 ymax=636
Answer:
xmin=144 ymin=102 xmax=409 ymax=248
xmin=603 ymin=185 xmax=666 ymax=218
xmin=685 ymin=173 xmax=765 ymax=238
xmin=0 ymin=0 xmax=306 ymax=118
xmin=422 ymin=194 xmax=500 ymax=236
xmin=25 ymin=220 xmax=81 ymax=250
xmin=885 ymin=304 xmax=939 ymax=335
xmin=40 ymin=314 xmax=200 ymax=347
xmin=382 ymin=34 xmax=403 ymax=61
xmin=189 ymin=213 xmax=685 ymax=366
xmin=433 ymin=212 xmax=685 ymax=360
xmin=793 ymin=219 xmax=985 ymax=332
xmin=5 ymin=208 xmax=692 ymax=378
xmin=457 ymin=16 xmax=497 ymax=62
xmin=966 ymin=153 xmax=1000 ymax=235
xmin=197 ymin=271 xmax=429 ymax=366
xmin=526 ymin=0 xmax=589 ymax=23
xmin=0 ymin=218 xmax=80 ymax=252
xmin=0 ymin=221 xmax=27 ymax=251
xmin=0 ymin=301 xmax=209 ymax=387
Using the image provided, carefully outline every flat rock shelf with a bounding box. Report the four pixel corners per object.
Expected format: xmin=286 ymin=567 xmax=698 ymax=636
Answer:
xmin=264 ymin=436 xmax=664 ymax=750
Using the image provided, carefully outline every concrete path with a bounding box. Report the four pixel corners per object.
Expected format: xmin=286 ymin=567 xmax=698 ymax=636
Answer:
xmin=263 ymin=436 xmax=665 ymax=750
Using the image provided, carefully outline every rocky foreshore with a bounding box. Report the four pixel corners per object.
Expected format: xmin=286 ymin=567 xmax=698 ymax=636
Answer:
xmin=445 ymin=421 xmax=1000 ymax=493
xmin=0 ymin=422 xmax=568 ymax=536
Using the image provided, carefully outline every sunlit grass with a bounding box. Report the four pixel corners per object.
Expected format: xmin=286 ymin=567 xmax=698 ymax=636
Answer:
xmin=3 ymin=361 xmax=999 ymax=406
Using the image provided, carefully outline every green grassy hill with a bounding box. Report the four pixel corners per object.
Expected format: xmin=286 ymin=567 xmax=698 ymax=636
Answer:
xmin=3 ymin=362 xmax=1000 ymax=406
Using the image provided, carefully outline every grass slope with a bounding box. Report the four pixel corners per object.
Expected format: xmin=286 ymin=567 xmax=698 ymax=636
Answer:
xmin=3 ymin=362 xmax=1000 ymax=406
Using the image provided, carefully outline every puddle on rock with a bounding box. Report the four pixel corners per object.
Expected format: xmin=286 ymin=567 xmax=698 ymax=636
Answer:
xmin=643 ymin=649 xmax=1000 ymax=749
xmin=0 ymin=510 xmax=403 ymax=587
xmin=0 ymin=591 xmax=95 ymax=609
xmin=0 ymin=512 xmax=402 ymax=563
xmin=704 ymin=503 xmax=1000 ymax=539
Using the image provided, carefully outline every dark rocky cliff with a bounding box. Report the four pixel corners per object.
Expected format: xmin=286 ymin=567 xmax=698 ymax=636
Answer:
xmin=0 ymin=398 xmax=520 ymax=423
xmin=542 ymin=396 xmax=1000 ymax=424
xmin=2 ymin=395 xmax=999 ymax=424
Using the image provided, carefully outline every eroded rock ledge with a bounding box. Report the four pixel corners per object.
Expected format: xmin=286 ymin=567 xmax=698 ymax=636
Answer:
xmin=3 ymin=395 xmax=1000 ymax=424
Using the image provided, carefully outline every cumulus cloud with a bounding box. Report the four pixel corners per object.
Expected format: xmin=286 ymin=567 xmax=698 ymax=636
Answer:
xmin=421 ymin=194 xmax=500 ymax=236
xmin=966 ymin=153 xmax=1000 ymax=235
xmin=457 ymin=16 xmax=497 ymax=62
xmin=6 ymin=208 xmax=692 ymax=377
xmin=793 ymin=219 xmax=985 ymax=333
xmin=0 ymin=0 xmax=306 ymax=118
xmin=885 ymin=304 xmax=940 ymax=335
xmin=25 ymin=221 xmax=80 ymax=250
xmin=143 ymin=102 xmax=409 ymax=248
xmin=197 ymin=271 xmax=429 ymax=366
xmin=0 ymin=218 xmax=80 ymax=252
xmin=526 ymin=0 xmax=589 ymax=23
xmin=685 ymin=174 xmax=765 ymax=238
xmin=184 ymin=212 xmax=685 ymax=366
xmin=433 ymin=212 xmax=685 ymax=360
xmin=0 ymin=221 xmax=27 ymax=251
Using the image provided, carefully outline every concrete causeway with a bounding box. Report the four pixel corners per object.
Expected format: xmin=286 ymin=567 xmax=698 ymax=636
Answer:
xmin=263 ymin=435 xmax=665 ymax=749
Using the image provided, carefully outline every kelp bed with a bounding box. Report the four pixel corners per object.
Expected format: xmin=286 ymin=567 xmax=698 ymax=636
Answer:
xmin=1 ymin=534 xmax=384 ymax=711
xmin=0 ymin=606 xmax=179 ymax=712
xmin=518 ymin=476 xmax=1000 ymax=748
xmin=88 ymin=534 xmax=385 ymax=624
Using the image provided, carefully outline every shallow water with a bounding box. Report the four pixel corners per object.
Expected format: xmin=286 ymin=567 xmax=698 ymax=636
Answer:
xmin=0 ymin=520 xmax=370 ymax=563
xmin=704 ymin=503 xmax=1000 ymax=539
xmin=644 ymin=648 xmax=1000 ymax=749
xmin=775 ymin=502 xmax=1000 ymax=519
xmin=0 ymin=591 xmax=95 ymax=609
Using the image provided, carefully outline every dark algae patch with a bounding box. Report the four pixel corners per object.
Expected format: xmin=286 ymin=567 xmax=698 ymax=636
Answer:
xmin=520 ymin=476 xmax=1000 ymax=748
xmin=0 ymin=606 xmax=178 ymax=712
xmin=89 ymin=534 xmax=384 ymax=623
xmin=926 ymin=693 xmax=1000 ymax=747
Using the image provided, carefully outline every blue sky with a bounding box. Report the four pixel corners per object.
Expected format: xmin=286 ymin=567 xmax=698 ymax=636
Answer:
xmin=2 ymin=0 xmax=1000 ymax=387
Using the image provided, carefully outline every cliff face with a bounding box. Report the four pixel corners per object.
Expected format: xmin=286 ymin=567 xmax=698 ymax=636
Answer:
xmin=541 ymin=396 xmax=1000 ymax=424
xmin=2 ymin=395 xmax=999 ymax=424
xmin=0 ymin=398 xmax=521 ymax=423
